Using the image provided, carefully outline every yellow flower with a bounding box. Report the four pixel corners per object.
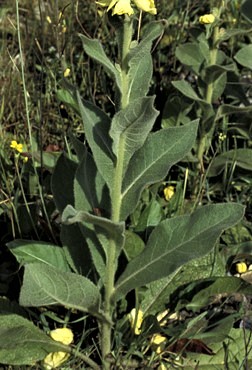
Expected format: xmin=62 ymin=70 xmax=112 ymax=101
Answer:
xmin=43 ymin=328 xmax=74 ymax=369
xmin=218 ymin=132 xmax=226 ymax=141
xmin=133 ymin=0 xmax=157 ymax=15
xmin=150 ymin=333 xmax=167 ymax=354
xmin=236 ymin=262 xmax=247 ymax=274
xmin=128 ymin=308 xmax=143 ymax=335
xmin=43 ymin=352 xmax=70 ymax=369
xmin=112 ymin=0 xmax=134 ymax=16
xmin=46 ymin=16 xmax=52 ymax=24
xmin=50 ymin=328 xmax=74 ymax=344
xmin=199 ymin=14 xmax=215 ymax=24
xmin=163 ymin=186 xmax=175 ymax=201
xmin=64 ymin=68 xmax=71 ymax=77
xmin=96 ymin=0 xmax=157 ymax=16
xmin=10 ymin=140 xmax=23 ymax=153
xmin=21 ymin=155 xmax=29 ymax=163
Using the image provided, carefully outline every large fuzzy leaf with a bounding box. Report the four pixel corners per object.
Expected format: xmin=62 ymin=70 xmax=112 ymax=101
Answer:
xmin=79 ymin=34 xmax=121 ymax=90
xmin=234 ymin=44 xmax=252 ymax=70
xmin=172 ymin=80 xmax=204 ymax=102
xmin=109 ymin=96 xmax=159 ymax=176
xmin=74 ymin=148 xmax=110 ymax=214
xmin=0 ymin=314 xmax=67 ymax=365
xmin=141 ymin=249 xmax=225 ymax=315
xmin=175 ymin=42 xmax=206 ymax=74
xmin=7 ymin=240 xmax=70 ymax=272
xmin=77 ymin=93 xmax=115 ymax=191
xmin=60 ymin=223 xmax=93 ymax=276
xmin=51 ymin=153 xmax=77 ymax=213
xmin=120 ymin=122 xmax=198 ymax=220
xmin=114 ymin=203 xmax=244 ymax=299
xmin=127 ymin=21 xmax=166 ymax=102
xmin=73 ymin=148 xmax=111 ymax=278
xmin=62 ymin=205 xmax=125 ymax=258
xmin=20 ymin=263 xmax=101 ymax=314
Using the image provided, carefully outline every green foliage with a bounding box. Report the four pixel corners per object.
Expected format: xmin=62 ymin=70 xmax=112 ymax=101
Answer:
xmin=79 ymin=34 xmax=122 ymax=92
xmin=141 ymin=249 xmax=226 ymax=315
xmin=77 ymin=94 xmax=115 ymax=192
xmin=7 ymin=240 xmax=70 ymax=272
xmin=183 ymin=328 xmax=252 ymax=369
xmin=120 ymin=122 xmax=198 ymax=220
xmin=114 ymin=203 xmax=244 ymax=299
xmin=208 ymin=148 xmax=252 ymax=176
xmin=126 ymin=20 xmax=166 ymax=101
xmin=20 ymin=263 xmax=101 ymax=315
xmin=110 ymin=96 xmax=159 ymax=176
xmin=1 ymin=1 xmax=252 ymax=369
xmin=186 ymin=276 xmax=252 ymax=311
xmin=0 ymin=314 xmax=67 ymax=365
xmin=234 ymin=44 xmax=252 ymax=69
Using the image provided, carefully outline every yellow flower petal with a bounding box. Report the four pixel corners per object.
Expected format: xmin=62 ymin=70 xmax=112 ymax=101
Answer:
xmin=43 ymin=328 xmax=73 ymax=369
xmin=50 ymin=328 xmax=74 ymax=345
xmin=46 ymin=16 xmax=52 ymax=24
xmin=10 ymin=140 xmax=18 ymax=149
xmin=112 ymin=0 xmax=134 ymax=15
xmin=96 ymin=0 xmax=156 ymax=15
xmin=133 ymin=0 xmax=157 ymax=15
xmin=43 ymin=351 xmax=70 ymax=369
xmin=64 ymin=68 xmax=71 ymax=77
xmin=163 ymin=186 xmax=175 ymax=201
xmin=199 ymin=14 xmax=215 ymax=24
xmin=16 ymin=143 xmax=23 ymax=153
xmin=128 ymin=308 xmax=143 ymax=335
xmin=107 ymin=0 xmax=119 ymax=11
xmin=97 ymin=0 xmax=134 ymax=15
xmin=236 ymin=262 xmax=247 ymax=274
xmin=10 ymin=140 xmax=23 ymax=153
xmin=150 ymin=333 xmax=167 ymax=354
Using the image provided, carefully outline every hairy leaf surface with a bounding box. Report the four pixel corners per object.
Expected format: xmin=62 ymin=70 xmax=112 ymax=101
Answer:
xmin=114 ymin=203 xmax=244 ymax=299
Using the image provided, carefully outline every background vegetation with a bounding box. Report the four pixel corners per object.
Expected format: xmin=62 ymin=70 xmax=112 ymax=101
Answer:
xmin=0 ymin=0 xmax=252 ymax=369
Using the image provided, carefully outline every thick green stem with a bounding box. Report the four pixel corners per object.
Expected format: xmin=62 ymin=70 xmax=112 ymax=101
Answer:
xmin=120 ymin=16 xmax=133 ymax=110
xmin=101 ymin=16 xmax=133 ymax=370
xmin=197 ymin=24 xmax=219 ymax=171
xmin=205 ymin=26 xmax=219 ymax=105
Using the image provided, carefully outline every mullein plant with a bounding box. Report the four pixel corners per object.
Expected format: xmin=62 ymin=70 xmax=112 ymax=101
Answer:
xmin=1 ymin=1 xmax=248 ymax=369
xmin=169 ymin=0 xmax=252 ymax=195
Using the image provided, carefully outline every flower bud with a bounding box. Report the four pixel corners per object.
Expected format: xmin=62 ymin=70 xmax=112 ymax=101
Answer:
xmin=128 ymin=308 xmax=143 ymax=335
xmin=163 ymin=186 xmax=175 ymax=201
xmin=236 ymin=262 xmax=247 ymax=274
xmin=199 ymin=14 xmax=215 ymax=24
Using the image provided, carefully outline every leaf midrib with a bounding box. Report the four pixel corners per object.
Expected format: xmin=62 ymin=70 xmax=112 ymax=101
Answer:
xmin=115 ymin=212 xmax=235 ymax=294
xmin=121 ymin=130 xmax=188 ymax=199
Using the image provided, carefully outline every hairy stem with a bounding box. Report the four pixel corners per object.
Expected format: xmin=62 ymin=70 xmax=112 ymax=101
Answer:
xmin=205 ymin=26 xmax=219 ymax=105
xmin=101 ymin=16 xmax=133 ymax=370
xmin=197 ymin=24 xmax=219 ymax=172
